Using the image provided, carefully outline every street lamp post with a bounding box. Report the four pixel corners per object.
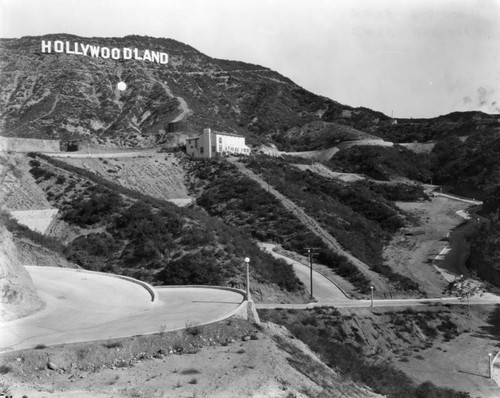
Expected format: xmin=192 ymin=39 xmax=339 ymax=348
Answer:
xmin=307 ymin=248 xmax=313 ymax=300
xmin=244 ymin=257 xmax=250 ymax=300
xmin=370 ymin=286 xmax=374 ymax=308
xmin=489 ymin=353 xmax=493 ymax=379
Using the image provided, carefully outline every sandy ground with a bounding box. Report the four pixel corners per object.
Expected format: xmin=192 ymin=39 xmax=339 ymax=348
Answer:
xmin=58 ymin=153 xmax=193 ymax=205
xmin=383 ymin=196 xmax=471 ymax=297
xmin=1 ymin=267 xmax=244 ymax=352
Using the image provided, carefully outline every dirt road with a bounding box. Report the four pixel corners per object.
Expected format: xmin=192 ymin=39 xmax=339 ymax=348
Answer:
xmin=385 ymin=195 xmax=478 ymax=296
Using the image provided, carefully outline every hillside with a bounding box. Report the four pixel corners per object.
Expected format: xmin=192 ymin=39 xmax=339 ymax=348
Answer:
xmin=0 ymin=34 xmax=386 ymax=148
xmin=369 ymin=111 xmax=500 ymax=143
xmin=0 ymin=319 xmax=383 ymax=398
xmin=0 ymin=151 xmax=308 ymax=304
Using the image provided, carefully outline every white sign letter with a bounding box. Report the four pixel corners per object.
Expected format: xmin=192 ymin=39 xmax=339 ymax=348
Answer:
xmin=41 ymin=40 xmax=51 ymax=53
xmin=123 ymin=48 xmax=132 ymax=60
xmin=89 ymin=45 xmax=100 ymax=58
xmin=143 ymin=50 xmax=152 ymax=62
xmin=133 ymin=48 xmax=143 ymax=61
xmin=160 ymin=53 xmax=169 ymax=64
xmin=54 ymin=40 xmax=64 ymax=53
xmin=101 ymin=47 xmax=110 ymax=59
xmin=111 ymin=48 xmax=120 ymax=60
xmin=81 ymin=44 xmax=90 ymax=56
xmin=73 ymin=42 xmax=83 ymax=55
xmin=65 ymin=41 xmax=75 ymax=54
xmin=151 ymin=51 xmax=160 ymax=63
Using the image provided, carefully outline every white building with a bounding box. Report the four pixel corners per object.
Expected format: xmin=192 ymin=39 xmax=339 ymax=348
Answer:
xmin=186 ymin=128 xmax=251 ymax=159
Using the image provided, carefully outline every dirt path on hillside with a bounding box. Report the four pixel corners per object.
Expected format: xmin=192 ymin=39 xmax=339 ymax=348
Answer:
xmin=230 ymin=159 xmax=389 ymax=292
xmin=159 ymin=81 xmax=192 ymax=123
xmin=383 ymin=196 xmax=472 ymax=297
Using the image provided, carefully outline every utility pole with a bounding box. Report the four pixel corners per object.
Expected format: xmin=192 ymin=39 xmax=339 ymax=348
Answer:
xmin=305 ymin=248 xmax=318 ymax=300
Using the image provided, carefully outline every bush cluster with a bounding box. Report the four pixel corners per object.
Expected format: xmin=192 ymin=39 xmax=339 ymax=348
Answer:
xmin=260 ymin=309 xmax=470 ymax=398
xmin=189 ymin=159 xmax=371 ymax=291
xmin=29 ymin=154 xmax=303 ymax=292
xmin=431 ymin=132 xmax=500 ymax=199
xmin=326 ymin=145 xmax=431 ymax=182
xmin=244 ymin=156 xmax=401 ymax=266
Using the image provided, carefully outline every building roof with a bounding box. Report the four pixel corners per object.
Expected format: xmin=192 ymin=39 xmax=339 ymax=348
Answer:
xmin=186 ymin=130 xmax=245 ymax=141
xmin=213 ymin=131 xmax=244 ymax=138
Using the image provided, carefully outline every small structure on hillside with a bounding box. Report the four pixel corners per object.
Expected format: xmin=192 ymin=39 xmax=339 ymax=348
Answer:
xmin=186 ymin=128 xmax=251 ymax=159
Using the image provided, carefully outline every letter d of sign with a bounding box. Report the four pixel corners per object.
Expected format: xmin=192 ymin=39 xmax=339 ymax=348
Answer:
xmin=123 ymin=48 xmax=133 ymax=60
xmin=160 ymin=53 xmax=168 ymax=64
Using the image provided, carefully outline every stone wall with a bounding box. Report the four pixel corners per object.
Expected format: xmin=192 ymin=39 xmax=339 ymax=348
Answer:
xmin=9 ymin=209 xmax=59 ymax=234
xmin=0 ymin=136 xmax=60 ymax=152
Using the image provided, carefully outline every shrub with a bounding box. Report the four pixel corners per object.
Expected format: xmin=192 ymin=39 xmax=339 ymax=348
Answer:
xmin=180 ymin=368 xmax=200 ymax=375
xmin=103 ymin=340 xmax=123 ymax=349
xmin=55 ymin=175 xmax=66 ymax=184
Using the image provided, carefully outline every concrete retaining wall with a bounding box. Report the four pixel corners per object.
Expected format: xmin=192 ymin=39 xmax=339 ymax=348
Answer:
xmin=25 ymin=266 xmax=159 ymax=303
xmin=0 ymin=137 xmax=60 ymax=153
xmin=9 ymin=209 xmax=59 ymax=234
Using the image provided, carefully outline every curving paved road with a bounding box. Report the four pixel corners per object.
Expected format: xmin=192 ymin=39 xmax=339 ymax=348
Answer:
xmin=259 ymin=243 xmax=348 ymax=301
xmin=0 ymin=267 xmax=244 ymax=353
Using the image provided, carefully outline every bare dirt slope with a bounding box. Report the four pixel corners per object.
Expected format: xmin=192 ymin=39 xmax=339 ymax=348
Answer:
xmin=0 ymin=226 xmax=42 ymax=322
xmin=2 ymin=321 xmax=381 ymax=398
xmin=295 ymin=163 xmax=365 ymax=182
xmin=58 ymin=152 xmax=192 ymax=205
xmin=0 ymin=153 xmax=51 ymax=211
xmin=383 ymin=195 xmax=471 ymax=297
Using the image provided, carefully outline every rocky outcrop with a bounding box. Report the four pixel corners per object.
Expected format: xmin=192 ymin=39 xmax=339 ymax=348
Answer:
xmin=0 ymin=226 xmax=42 ymax=321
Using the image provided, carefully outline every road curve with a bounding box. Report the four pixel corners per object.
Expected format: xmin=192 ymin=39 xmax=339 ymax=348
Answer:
xmin=0 ymin=267 xmax=245 ymax=353
xmin=259 ymin=243 xmax=349 ymax=301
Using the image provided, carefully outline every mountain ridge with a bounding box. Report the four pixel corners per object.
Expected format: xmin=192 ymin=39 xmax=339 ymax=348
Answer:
xmin=1 ymin=34 xmax=498 ymax=151
xmin=0 ymin=34 xmax=385 ymax=148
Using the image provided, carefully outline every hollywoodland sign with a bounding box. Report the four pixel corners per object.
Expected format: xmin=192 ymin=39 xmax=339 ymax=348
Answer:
xmin=41 ymin=40 xmax=168 ymax=65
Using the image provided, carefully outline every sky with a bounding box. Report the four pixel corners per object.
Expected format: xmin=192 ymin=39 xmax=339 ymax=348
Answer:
xmin=1 ymin=0 xmax=499 ymax=118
